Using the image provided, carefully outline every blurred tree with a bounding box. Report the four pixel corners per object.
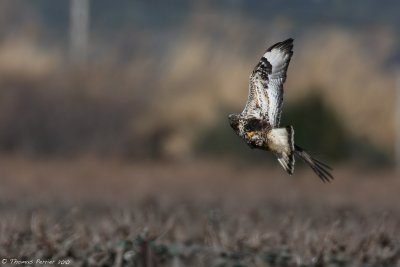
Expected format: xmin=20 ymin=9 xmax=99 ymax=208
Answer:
xmin=281 ymin=91 xmax=347 ymax=160
xmin=195 ymin=91 xmax=390 ymax=165
xmin=281 ymin=91 xmax=390 ymax=165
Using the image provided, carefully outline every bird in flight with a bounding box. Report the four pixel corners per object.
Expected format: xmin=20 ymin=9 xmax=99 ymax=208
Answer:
xmin=228 ymin=38 xmax=333 ymax=182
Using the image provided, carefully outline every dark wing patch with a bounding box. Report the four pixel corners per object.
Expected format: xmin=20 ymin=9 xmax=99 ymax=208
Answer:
xmin=253 ymin=57 xmax=272 ymax=81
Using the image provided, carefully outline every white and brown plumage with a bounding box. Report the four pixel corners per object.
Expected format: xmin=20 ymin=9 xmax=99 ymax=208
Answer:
xmin=228 ymin=39 xmax=333 ymax=182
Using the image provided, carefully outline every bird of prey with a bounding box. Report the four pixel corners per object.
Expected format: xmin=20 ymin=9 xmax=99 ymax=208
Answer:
xmin=228 ymin=38 xmax=333 ymax=182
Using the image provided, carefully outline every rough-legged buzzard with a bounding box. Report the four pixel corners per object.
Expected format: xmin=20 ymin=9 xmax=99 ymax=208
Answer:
xmin=228 ymin=39 xmax=333 ymax=182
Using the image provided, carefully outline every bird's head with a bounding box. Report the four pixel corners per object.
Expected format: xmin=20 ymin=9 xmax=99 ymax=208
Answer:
xmin=228 ymin=113 xmax=240 ymax=131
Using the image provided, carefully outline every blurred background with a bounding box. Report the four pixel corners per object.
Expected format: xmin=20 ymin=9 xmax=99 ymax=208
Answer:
xmin=1 ymin=1 xmax=400 ymax=265
xmin=1 ymin=0 xmax=399 ymax=163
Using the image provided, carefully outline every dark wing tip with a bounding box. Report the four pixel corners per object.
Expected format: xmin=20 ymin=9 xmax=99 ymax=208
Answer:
xmin=267 ymin=38 xmax=294 ymax=52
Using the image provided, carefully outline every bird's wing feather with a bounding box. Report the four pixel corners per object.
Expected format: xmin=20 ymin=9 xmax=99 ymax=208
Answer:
xmin=242 ymin=57 xmax=272 ymax=120
xmin=242 ymin=39 xmax=293 ymax=126
xmin=262 ymin=38 xmax=293 ymax=127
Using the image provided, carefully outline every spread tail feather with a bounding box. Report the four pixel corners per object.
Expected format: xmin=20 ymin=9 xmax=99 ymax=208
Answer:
xmin=294 ymin=144 xmax=334 ymax=182
xmin=268 ymin=127 xmax=334 ymax=181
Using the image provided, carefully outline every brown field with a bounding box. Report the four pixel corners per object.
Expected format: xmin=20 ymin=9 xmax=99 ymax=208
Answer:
xmin=0 ymin=157 xmax=399 ymax=266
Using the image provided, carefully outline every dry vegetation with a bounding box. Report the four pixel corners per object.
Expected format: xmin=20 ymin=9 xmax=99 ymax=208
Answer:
xmin=0 ymin=157 xmax=399 ymax=266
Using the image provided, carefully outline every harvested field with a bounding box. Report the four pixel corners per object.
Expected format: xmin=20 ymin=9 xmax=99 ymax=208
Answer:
xmin=0 ymin=157 xmax=399 ymax=266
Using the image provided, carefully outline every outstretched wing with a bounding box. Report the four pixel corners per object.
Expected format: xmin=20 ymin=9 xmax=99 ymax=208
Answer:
xmin=242 ymin=57 xmax=272 ymax=120
xmin=242 ymin=39 xmax=293 ymax=126
xmin=262 ymin=38 xmax=293 ymax=127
